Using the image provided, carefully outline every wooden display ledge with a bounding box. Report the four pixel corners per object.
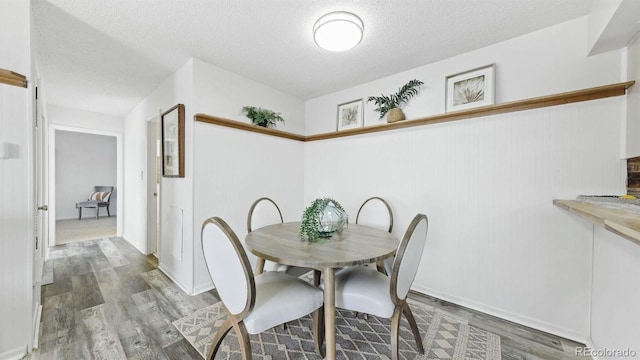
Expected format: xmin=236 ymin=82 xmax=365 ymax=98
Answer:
xmin=553 ymin=199 xmax=640 ymax=245
xmin=196 ymin=81 xmax=634 ymax=142
xmin=0 ymin=68 xmax=27 ymax=88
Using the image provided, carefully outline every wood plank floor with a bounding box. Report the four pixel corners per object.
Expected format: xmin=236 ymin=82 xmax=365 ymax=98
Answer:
xmin=26 ymin=237 xmax=587 ymax=359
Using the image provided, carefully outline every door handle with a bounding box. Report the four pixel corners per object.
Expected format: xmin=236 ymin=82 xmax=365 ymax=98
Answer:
xmin=37 ymin=205 xmax=48 ymax=211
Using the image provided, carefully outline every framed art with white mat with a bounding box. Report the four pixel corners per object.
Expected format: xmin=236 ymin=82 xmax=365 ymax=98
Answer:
xmin=445 ymin=64 xmax=495 ymax=112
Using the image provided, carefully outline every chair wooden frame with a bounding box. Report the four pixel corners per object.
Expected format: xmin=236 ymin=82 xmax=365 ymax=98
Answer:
xmin=247 ymin=197 xmax=314 ymax=280
xmin=387 ymin=213 xmax=428 ymax=360
xmin=247 ymin=197 xmax=283 ymax=275
xmin=356 ymin=196 xmax=394 ymax=274
xmin=202 ymin=217 xmax=325 ymax=360
xmin=334 ymin=213 xmax=428 ymax=360
xmin=355 ymin=196 xmax=394 ymax=232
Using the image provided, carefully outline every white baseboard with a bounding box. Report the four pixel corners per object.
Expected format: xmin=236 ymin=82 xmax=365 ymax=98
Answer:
xmin=55 ymin=216 xmax=77 ymax=220
xmin=55 ymin=215 xmax=117 ymax=221
xmin=32 ymin=303 xmax=42 ymax=349
xmin=0 ymin=346 xmax=27 ymax=360
xmin=121 ymin=235 xmax=147 ymax=255
xmin=158 ymin=264 xmax=193 ymax=295
xmin=585 ymin=339 xmax=600 ymax=360
xmin=413 ymin=285 xmax=590 ymax=345
xmin=193 ymin=281 xmax=214 ymax=295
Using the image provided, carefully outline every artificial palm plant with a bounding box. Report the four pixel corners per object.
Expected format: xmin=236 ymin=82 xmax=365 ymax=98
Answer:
xmin=367 ymin=79 xmax=424 ymax=122
xmin=242 ymin=106 xmax=285 ymax=128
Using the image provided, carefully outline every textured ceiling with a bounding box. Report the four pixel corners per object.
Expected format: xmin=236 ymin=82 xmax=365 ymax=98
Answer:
xmin=32 ymin=0 xmax=595 ymax=116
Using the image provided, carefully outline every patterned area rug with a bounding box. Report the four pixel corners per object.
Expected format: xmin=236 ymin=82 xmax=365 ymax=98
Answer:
xmin=173 ymin=299 xmax=501 ymax=359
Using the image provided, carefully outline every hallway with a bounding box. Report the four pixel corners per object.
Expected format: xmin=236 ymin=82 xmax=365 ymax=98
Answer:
xmin=30 ymin=238 xmax=217 ymax=359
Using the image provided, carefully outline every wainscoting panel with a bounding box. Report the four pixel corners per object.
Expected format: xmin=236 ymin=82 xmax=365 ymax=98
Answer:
xmin=192 ymin=122 xmax=305 ymax=293
xmin=304 ymin=96 xmax=625 ymax=340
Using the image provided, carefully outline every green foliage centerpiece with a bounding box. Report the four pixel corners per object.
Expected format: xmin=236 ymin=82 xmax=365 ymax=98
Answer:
xmin=300 ymin=198 xmax=347 ymax=243
xmin=242 ymin=106 xmax=285 ymax=128
xmin=367 ymin=79 xmax=424 ymax=123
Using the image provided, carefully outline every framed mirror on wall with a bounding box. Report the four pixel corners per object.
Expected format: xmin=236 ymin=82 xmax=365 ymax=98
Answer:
xmin=161 ymin=103 xmax=185 ymax=178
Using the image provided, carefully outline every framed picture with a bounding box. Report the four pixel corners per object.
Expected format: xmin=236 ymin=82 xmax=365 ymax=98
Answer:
xmin=161 ymin=103 xmax=185 ymax=178
xmin=445 ymin=64 xmax=495 ymax=112
xmin=336 ymin=99 xmax=364 ymax=131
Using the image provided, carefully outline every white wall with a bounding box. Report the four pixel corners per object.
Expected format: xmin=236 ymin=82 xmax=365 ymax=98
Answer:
xmin=55 ymin=131 xmax=117 ymax=219
xmin=588 ymin=0 xmax=624 ymax=54
xmin=590 ymin=227 xmax=640 ymax=357
xmin=303 ymin=16 xmax=626 ymax=341
xmin=122 ymin=57 xmax=306 ymax=294
xmin=193 ymin=58 xmax=305 ymax=134
xmin=626 ymin=33 xmax=640 ymax=158
xmin=0 ymin=1 xmax=33 ymax=359
xmin=305 ymin=98 xmax=625 ymax=340
xmin=47 ymin=104 xmax=124 ymax=133
xmin=124 ymin=59 xmax=194 ymax=290
xmin=192 ymin=125 xmax=304 ymax=293
xmin=190 ymin=58 xmax=306 ymax=293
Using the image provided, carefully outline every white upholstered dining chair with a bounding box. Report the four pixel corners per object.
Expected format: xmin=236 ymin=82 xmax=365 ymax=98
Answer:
xmin=247 ymin=197 xmax=313 ymax=278
xmin=355 ymin=196 xmax=394 ymax=275
xmin=201 ymin=217 xmax=325 ymax=360
xmin=334 ymin=213 xmax=428 ymax=360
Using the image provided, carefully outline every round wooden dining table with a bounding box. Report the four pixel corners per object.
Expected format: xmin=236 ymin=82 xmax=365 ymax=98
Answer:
xmin=245 ymin=221 xmax=398 ymax=360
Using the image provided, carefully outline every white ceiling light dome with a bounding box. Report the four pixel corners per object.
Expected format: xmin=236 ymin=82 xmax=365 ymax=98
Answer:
xmin=313 ymin=11 xmax=364 ymax=52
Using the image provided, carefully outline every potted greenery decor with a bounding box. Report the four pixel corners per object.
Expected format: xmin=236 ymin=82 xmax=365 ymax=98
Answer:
xmin=242 ymin=106 xmax=285 ymax=128
xmin=300 ymin=198 xmax=348 ymax=242
xmin=367 ymin=79 xmax=424 ymax=123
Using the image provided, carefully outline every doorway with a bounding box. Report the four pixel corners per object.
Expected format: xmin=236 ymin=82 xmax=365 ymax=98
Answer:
xmin=146 ymin=118 xmax=160 ymax=255
xmin=48 ymin=125 xmax=123 ymax=246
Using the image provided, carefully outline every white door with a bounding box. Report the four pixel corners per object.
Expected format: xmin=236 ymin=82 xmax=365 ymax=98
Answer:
xmin=147 ymin=119 xmax=160 ymax=255
xmin=32 ymin=84 xmax=47 ymax=348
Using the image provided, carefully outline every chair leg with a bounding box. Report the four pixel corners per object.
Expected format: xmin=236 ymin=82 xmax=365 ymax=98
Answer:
xmin=78 ymin=207 xmax=82 ymax=220
xmin=96 ymin=207 xmax=100 ymax=220
xmin=312 ymin=305 xmax=325 ymax=357
xmin=231 ymin=321 xmax=252 ymax=360
xmin=376 ymin=260 xmax=387 ymax=275
xmin=402 ymin=301 xmax=424 ymax=354
xmin=390 ymin=305 xmax=403 ymax=360
xmin=313 ymin=270 xmax=321 ymax=287
xmin=207 ymin=317 xmax=233 ymax=360
xmin=254 ymin=258 xmax=265 ymax=275
xmin=106 ymin=204 xmax=111 ymax=217
xmin=353 ymin=311 xmax=368 ymax=319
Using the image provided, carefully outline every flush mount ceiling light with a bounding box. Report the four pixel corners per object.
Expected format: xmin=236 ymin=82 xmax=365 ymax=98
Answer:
xmin=313 ymin=11 xmax=363 ymax=52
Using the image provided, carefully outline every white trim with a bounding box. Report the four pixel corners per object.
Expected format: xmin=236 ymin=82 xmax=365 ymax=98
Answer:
xmin=121 ymin=235 xmax=147 ymax=257
xmin=158 ymin=263 xmax=193 ymax=295
xmin=192 ymin=281 xmax=214 ymax=295
xmin=0 ymin=346 xmax=27 ymax=360
xmin=32 ymin=303 xmax=42 ymax=349
xmin=413 ymin=284 xmax=590 ymax=344
xmin=584 ymin=339 xmax=601 ymax=360
xmin=48 ymin=125 xmax=124 ymax=246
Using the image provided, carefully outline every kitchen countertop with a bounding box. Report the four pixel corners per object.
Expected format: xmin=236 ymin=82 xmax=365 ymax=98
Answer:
xmin=553 ymin=199 xmax=640 ymax=245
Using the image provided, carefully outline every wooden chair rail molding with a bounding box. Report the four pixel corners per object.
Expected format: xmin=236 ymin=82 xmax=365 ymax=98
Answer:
xmin=195 ymin=80 xmax=635 ymax=142
xmin=0 ymin=68 xmax=28 ymax=88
